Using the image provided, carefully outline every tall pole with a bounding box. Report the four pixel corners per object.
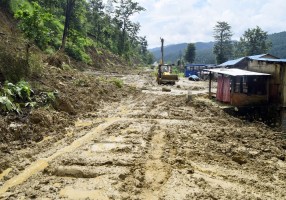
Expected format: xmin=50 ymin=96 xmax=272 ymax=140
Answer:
xmin=209 ymin=72 xmax=212 ymax=98
xmin=160 ymin=37 xmax=164 ymax=65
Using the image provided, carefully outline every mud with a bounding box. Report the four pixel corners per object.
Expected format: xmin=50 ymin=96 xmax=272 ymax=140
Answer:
xmin=0 ymin=70 xmax=286 ymax=199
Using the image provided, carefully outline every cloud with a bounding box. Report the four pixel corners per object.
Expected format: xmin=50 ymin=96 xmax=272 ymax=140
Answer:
xmin=131 ymin=0 xmax=286 ymax=48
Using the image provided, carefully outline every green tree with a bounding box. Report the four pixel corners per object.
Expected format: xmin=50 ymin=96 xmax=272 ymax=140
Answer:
xmin=145 ymin=51 xmax=154 ymax=65
xmin=213 ymin=21 xmax=233 ymax=64
xmin=61 ymin=0 xmax=76 ymax=50
xmin=140 ymin=37 xmax=148 ymax=54
xmin=15 ymin=2 xmax=57 ymax=50
xmin=236 ymin=26 xmax=271 ymax=56
xmin=87 ymin=0 xmax=105 ymax=43
xmin=114 ymin=0 xmax=145 ymax=55
xmin=184 ymin=43 xmax=196 ymax=63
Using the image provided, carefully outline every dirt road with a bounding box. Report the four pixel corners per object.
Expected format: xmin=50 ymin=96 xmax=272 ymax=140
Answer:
xmin=0 ymin=72 xmax=286 ymax=199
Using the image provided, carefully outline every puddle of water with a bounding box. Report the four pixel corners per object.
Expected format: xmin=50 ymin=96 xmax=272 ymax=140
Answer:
xmin=0 ymin=168 xmax=12 ymax=180
xmin=59 ymin=186 xmax=109 ymax=200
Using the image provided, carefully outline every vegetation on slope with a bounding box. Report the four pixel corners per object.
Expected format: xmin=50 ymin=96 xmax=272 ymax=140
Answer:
xmin=1 ymin=0 xmax=153 ymax=65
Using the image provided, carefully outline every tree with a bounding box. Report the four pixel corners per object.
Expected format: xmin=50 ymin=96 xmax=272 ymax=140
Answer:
xmin=87 ymin=0 xmax=105 ymax=43
xmin=184 ymin=43 xmax=196 ymax=63
xmin=114 ymin=0 xmax=145 ymax=55
xmin=145 ymin=51 xmax=155 ymax=65
xmin=61 ymin=0 xmax=76 ymax=50
xmin=236 ymin=26 xmax=271 ymax=56
xmin=105 ymin=0 xmax=114 ymax=15
xmin=213 ymin=21 xmax=233 ymax=64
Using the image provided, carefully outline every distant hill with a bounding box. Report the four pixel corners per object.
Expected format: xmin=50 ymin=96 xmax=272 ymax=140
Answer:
xmin=149 ymin=31 xmax=286 ymax=64
xmin=149 ymin=42 xmax=215 ymax=64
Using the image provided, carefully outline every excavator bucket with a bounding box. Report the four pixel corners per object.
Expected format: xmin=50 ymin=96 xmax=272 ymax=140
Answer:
xmin=161 ymin=74 xmax=178 ymax=81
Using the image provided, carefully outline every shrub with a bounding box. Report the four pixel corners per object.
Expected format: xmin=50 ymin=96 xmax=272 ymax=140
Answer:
xmin=0 ymin=43 xmax=43 ymax=82
xmin=0 ymin=96 xmax=17 ymax=112
xmin=66 ymin=42 xmax=91 ymax=64
xmin=0 ymin=80 xmax=34 ymax=113
xmin=15 ymin=2 xmax=62 ymax=51
xmin=65 ymin=30 xmax=93 ymax=64
xmin=28 ymin=53 xmax=43 ymax=77
xmin=0 ymin=45 xmax=30 ymax=83
xmin=3 ymin=81 xmax=33 ymax=101
xmin=109 ymin=78 xmax=123 ymax=88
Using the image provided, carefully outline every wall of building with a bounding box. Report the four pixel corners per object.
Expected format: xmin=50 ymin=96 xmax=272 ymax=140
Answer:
xmin=247 ymin=60 xmax=286 ymax=106
xmin=248 ymin=60 xmax=280 ymax=82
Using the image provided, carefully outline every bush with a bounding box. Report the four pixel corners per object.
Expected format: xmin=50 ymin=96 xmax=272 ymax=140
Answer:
xmin=3 ymin=81 xmax=33 ymax=102
xmin=109 ymin=78 xmax=123 ymax=88
xmin=65 ymin=30 xmax=93 ymax=64
xmin=15 ymin=2 xmax=62 ymax=51
xmin=0 ymin=42 xmax=43 ymax=82
xmin=66 ymin=42 xmax=92 ymax=64
xmin=0 ymin=46 xmax=30 ymax=83
xmin=28 ymin=53 xmax=43 ymax=77
xmin=0 ymin=96 xmax=18 ymax=112
xmin=0 ymin=80 xmax=34 ymax=113
xmin=9 ymin=0 xmax=33 ymax=14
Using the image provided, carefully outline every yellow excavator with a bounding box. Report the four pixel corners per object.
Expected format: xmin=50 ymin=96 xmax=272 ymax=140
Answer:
xmin=156 ymin=38 xmax=178 ymax=85
xmin=157 ymin=64 xmax=178 ymax=85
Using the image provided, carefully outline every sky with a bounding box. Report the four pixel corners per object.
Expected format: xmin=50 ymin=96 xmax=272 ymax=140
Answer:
xmin=129 ymin=0 xmax=286 ymax=48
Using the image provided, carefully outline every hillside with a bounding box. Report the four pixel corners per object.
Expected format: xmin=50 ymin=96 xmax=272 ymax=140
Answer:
xmin=149 ymin=42 xmax=215 ymax=64
xmin=150 ymin=31 xmax=286 ymax=64
xmin=0 ymin=2 xmax=139 ymax=173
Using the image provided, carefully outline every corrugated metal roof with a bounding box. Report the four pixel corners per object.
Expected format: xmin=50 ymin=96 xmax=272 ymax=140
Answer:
xmin=248 ymin=54 xmax=267 ymax=59
xmin=218 ymin=54 xmax=286 ymax=67
xmin=252 ymin=58 xmax=286 ymax=63
xmin=218 ymin=57 xmax=245 ymax=67
xmin=205 ymin=68 xmax=271 ymax=76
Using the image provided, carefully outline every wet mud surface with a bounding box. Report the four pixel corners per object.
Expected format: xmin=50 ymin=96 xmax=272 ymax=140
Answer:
xmin=0 ymin=71 xmax=286 ymax=199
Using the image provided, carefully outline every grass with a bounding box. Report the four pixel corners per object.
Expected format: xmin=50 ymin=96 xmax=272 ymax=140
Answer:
xmin=109 ymin=78 xmax=124 ymax=88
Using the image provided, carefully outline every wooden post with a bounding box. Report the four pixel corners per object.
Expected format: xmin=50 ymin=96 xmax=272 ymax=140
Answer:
xmin=266 ymin=76 xmax=269 ymax=102
xmin=209 ymin=72 xmax=212 ymax=98
xmin=231 ymin=76 xmax=235 ymax=94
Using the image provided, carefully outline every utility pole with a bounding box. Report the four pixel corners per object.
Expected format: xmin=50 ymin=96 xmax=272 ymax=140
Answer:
xmin=160 ymin=37 xmax=164 ymax=65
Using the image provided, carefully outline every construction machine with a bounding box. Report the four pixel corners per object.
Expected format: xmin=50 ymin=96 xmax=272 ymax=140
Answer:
xmin=157 ymin=64 xmax=179 ymax=85
xmin=156 ymin=37 xmax=179 ymax=85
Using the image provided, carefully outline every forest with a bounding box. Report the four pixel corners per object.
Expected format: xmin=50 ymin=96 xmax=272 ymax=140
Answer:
xmin=0 ymin=0 xmax=153 ymax=65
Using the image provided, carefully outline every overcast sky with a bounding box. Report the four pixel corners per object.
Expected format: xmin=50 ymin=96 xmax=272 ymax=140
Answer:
xmin=130 ymin=0 xmax=286 ymax=48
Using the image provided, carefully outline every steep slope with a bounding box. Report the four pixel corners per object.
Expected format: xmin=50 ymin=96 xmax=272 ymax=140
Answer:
xmin=0 ymin=7 xmax=139 ymax=173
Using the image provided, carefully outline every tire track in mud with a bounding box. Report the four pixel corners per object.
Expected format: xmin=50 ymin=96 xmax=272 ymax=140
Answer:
xmin=0 ymin=115 xmax=178 ymax=199
xmin=140 ymin=129 xmax=171 ymax=199
xmin=1 ymin=88 xmax=286 ymax=199
xmin=0 ymin=117 xmax=123 ymax=196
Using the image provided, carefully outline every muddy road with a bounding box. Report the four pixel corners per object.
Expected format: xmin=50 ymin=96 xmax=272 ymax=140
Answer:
xmin=0 ymin=71 xmax=286 ymax=199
